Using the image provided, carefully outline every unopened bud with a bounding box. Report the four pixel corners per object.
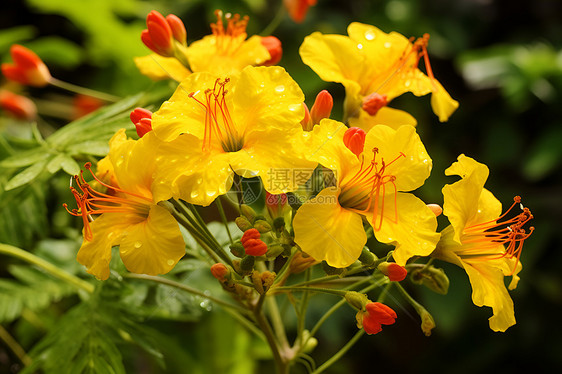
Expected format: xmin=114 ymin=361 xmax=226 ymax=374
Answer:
xmin=301 ymin=103 xmax=312 ymax=131
xmin=260 ymin=36 xmax=282 ymax=66
xmin=343 ymin=127 xmax=366 ymax=158
xmin=378 ymin=262 xmax=408 ymax=282
xmin=229 ymin=242 xmax=245 ymax=258
xmin=344 ymin=291 xmax=370 ymax=310
xmin=235 ymin=216 xmax=253 ymax=232
xmin=310 ymin=90 xmax=333 ymax=124
xmin=290 ymin=251 xmax=317 ymax=273
xmin=244 ymin=239 xmax=268 ymax=256
xmin=210 ymin=263 xmax=229 ymax=281
xmin=240 ymin=204 xmax=257 ymax=222
xmin=419 ymin=306 xmax=436 ymax=336
xmin=358 ymin=247 xmax=377 ymax=266
xmin=254 ymin=219 xmax=272 ymax=234
xmin=322 ymin=261 xmax=344 ymax=275
xmin=0 ymin=90 xmax=36 ymax=120
xmin=265 ymin=244 xmax=285 ymax=259
xmin=165 ymin=14 xmax=187 ymax=45
xmin=410 ymin=265 xmax=449 ymax=295
xmin=240 ymin=255 xmax=255 ymax=273
xmin=130 ymin=107 xmax=153 ymax=138
xmin=273 ymin=217 xmax=285 ymax=232
xmin=251 ymin=270 xmax=264 ymax=294
xmin=1 ymin=45 xmax=51 ymax=87
xmin=301 ymin=330 xmax=318 ymax=353
xmin=362 ymin=92 xmax=388 ymax=116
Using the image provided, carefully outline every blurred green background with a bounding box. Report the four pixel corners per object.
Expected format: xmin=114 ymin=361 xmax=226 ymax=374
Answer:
xmin=1 ymin=0 xmax=561 ymax=373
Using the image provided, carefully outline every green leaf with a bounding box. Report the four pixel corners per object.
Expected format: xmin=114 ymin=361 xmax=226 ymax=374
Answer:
xmin=0 ymin=148 xmax=48 ymax=168
xmin=0 ymin=26 xmax=36 ymax=52
xmin=4 ymin=159 xmax=49 ymax=190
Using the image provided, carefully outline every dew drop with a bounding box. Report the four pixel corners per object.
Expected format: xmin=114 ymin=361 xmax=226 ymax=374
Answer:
xmin=190 ymin=190 xmax=199 ymax=198
xmin=384 ymin=42 xmax=392 ymax=48
xmin=196 ymin=177 xmax=203 ymax=184
xmin=134 ymin=241 xmax=142 ymax=248
xmin=364 ymin=30 xmax=376 ymax=40
xmin=275 ymin=85 xmax=285 ymax=93
xmin=404 ymin=80 xmax=411 ymax=87
xmin=167 ymin=259 xmax=175 ymax=266
xmin=357 ymin=43 xmax=363 ymax=50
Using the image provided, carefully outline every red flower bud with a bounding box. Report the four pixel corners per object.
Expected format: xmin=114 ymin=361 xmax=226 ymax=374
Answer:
xmin=241 ymin=228 xmax=267 ymax=256
xmin=1 ymin=45 xmax=51 ymax=87
xmin=362 ymin=92 xmax=388 ymax=116
xmin=0 ymin=90 xmax=36 ymax=120
xmin=166 ymin=14 xmax=187 ymax=45
xmin=142 ymin=10 xmax=174 ymax=57
xmin=210 ymin=263 xmax=229 ymax=280
xmin=73 ymin=94 xmax=103 ymax=119
xmin=362 ymin=302 xmax=397 ymax=335
xmin=130 ymin=107 xmax=153 ymax=137
xmin=310 ymin=90 xmax=333 ymax=124
xmin=284 ymin=0 xmax=317 ymax=23
xmin=343 ymin=127 xmax=366 ymax=158
xmin=301 ymin=102 xmax=312 ymax=131
xmin=260 ymin=36 xmax=283 ymax=66
xmin=378 ymin=262 xmax=407 ymax=282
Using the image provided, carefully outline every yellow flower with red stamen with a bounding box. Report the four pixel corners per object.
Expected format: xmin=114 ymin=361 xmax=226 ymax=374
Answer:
xmin=150 ymin=65 xmax=315 ymax=206
xmin=293 ymin=120 xmax=439 ymax=268
xmin=299 ymin=23 xmax=459 ymax=131
xmin=65 ymin=129 xmax=185 ymax=280
xmin=135 ymin=10 xmax=272 ymax=81
xmin=432 ymin=154 xmax=534 ymax=332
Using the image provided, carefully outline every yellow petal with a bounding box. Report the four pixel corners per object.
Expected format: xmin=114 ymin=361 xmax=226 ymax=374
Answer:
xmin=365 ymin=193 xmax=439 ymax=266
xmin=233 ymin=66 xmax=305 ymax=134
xmin=299 ymin=32 xmax=365 ymax=88
xmin=187 ymin=35 xmax=270 ymax=75
xmin=442 ymin=155 xmax=492 ymax=243
xmin=363 ymin=125 xmax=432 ymax=192
xmin=76 ymin=214 xmax=130 ymax=280
xmin=134 ymin=54 xmax=191 ymax=82
xmin=119 ymin=205 xmax=185 ymax=276
xmin=431 ymin=80 xmax=459 ymax=122
xmin=348 ymin=106 xmax=417 ymax=132
xmin=293 ymin=187 xmax=367 ymax=268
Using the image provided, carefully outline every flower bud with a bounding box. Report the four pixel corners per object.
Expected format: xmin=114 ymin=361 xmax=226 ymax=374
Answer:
xmin=362 ymin=92 xmax=388 ymax=116
xmin=229 ymin=242 xmax=245 ymax=258
xmin=235 ymin=216 xmax=253 ymax=232
xmin=358 ymin=247 xmax=377 ymax=266
xmin=284 ymin=0 xmax=317 ymax=23
xmin=265 ymin=244 xmax=285 ymax=259
xmin=241 ymin=229 xmax=267 ymax=256
xmin=410 ymin=265 xmax=449 ymax=295
xmin=130 ymin=107 xmax=153 ymax=138
xmin=301 ymin=330 xmax=317 ymax=353
xmin=165 ymin=14 xmax=187 ymax=45
xmin=239 ymin=255 xmax=255 ymax=273
xmin=0 ymin=90 xmax=36 ymax=120
xmin=419 ymin=307 xmax=436 ymax=336
xmin=142 ymin=10 xmax=174 ymax=57
xmin=260 ymin=36 xmax=282 ymax=66
xmin=378 ymin=262 xmax=408 ymax=282
xmin=254 ymin=219 xmax=272 ymax=234
xmin=322 ymin=261 xmax=344 ymax=275
xmin=240 ymin=204 xmax=257 ymax=222
xmin=310 ymin=90 xmax=333 ymax=124
xmin=210 ymin=263 xmax=229 ymax=281
xmin=344 ymin=291 xmax=370 ymax=311
xmin=1 ymin=45 xmax=51 ymax=87
xmin=301 ymin=103 xmax=313 ymax=131
xmin=343 ymin=127 xmax=366 ymax=158
xmin=427 ymin=203 xmax=443 ymax=217
xmin=360 ymin=302 xmax=397 ymax=335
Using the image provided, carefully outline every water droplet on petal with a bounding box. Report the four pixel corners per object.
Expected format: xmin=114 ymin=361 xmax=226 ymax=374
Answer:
xmin=134 ymin=241 xmax=142 ymax=248
xmin=384 ymin=42 xmax=392 ymax=48
xmin=357 ymin=43 xmax=363 ymax=50
xmin=167 ymin=259 xmax=175 ymax=266
xmin=190 ymin=190 xmax=199 ymax=198
xmin=275 ymin=85 xmax=285 ymax=93
xmin=404 ymin=80 xmax=411 ymax=87
xmin=365 ymin=30 xmax=376 ymax=40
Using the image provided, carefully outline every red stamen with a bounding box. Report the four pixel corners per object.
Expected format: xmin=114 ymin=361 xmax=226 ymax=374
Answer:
xmin=64 ymin=162 xmax=152 ymax=241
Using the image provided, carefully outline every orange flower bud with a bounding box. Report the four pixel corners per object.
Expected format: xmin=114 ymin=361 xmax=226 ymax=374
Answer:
xmin=1 ymin=45 xmax=51 ymax=87
xmin=310 ymin=90 xmax=333 ymax=124
xmin=362 ymin=92 xmax=387 ymax=116
xmin=210 ymin=263 xmax=229 ymax=280
xmin=0 ymin=90 xmax=36 ymax=120
xmin=301 ymin=102 xmax=312 ymax=131
xmin=361 ymin=302 xmax=397 ymax=335
xmin=73 ymin=94 xmax=103 ymax=119
xmin=378 ymin=262 xmax=407 ymax=282
xmin=130 ymin=107 xmax=153 ymax=137
xmin=166 ymin=14 xmax=187 ymax=45
xmin=284 ymin=0 xmax=317 ymax=23
xmin=343 ymin=127 xmax=366 ymax=158
xmin=142 ymin=10 xmax=174 ymax=57
xmin=260 ymin=36 xmax=283 ymax=66
xmin=241 ymin=228 xmax=267 ymax=256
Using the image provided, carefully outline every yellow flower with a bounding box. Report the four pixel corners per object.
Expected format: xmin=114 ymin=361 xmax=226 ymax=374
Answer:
xmin=135 ymin=10 xmax=270 ymax=81
xmin=299 ymin=23 xmax=459 ymax=131
xmin=433 ymin=155 xmax=534 ymax=332
xmin=65 ymin=129 xmax=185 ymax=280
xmin=150 ymin=65 xmax=315 ymax=206
xmin=293 ymin=120 xmax=439 ymax=268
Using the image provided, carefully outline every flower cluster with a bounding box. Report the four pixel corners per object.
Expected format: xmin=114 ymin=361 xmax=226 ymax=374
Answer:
xmin=2 ymin=7 xmax=534 ymax=371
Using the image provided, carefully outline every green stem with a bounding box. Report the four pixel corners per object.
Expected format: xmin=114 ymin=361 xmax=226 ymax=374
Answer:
xmin=395 ymin=283 xmax=424 ymax=312
xmin=123 ymin=273 xmax=248 ymax=314
xmin=273 ymin=286 xmax=349 ymax=297
xmin=0 ymin=325 xmax=31 ymax=366
xmin=216 ymin=197 xmax=233 ymax=245
xmin=296 ymin=269 xmax=312 ymax=345
xmin=260 ymin=5 xmax=286 ymax=36
xmin=311 ymin=330 xmax=365 ymax=374
xmin=0 ymin=244 xmax=94 ymax=293
xmin=222 ymin=307 xmax=266 ymax=342
xmin=253 ymin=301 xmax=287 ymax=374
xmin=376 ymin=283 xmax=393 ymax=302
xmin=49 ymin=77 xmax=121 ymax=102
